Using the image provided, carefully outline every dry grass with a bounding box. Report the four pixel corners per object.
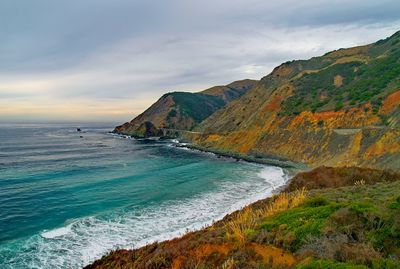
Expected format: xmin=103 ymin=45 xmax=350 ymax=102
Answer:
xmin=225 ymin=188 xmax=307 ymax=244
xmin=225 ymin=207 xmax=257 ymax=244
xmin=256 ymin=187 xmax=307 ymax=217
xmin=354 ymin=179 xmax=366 ymax=187
xmin=219 ymin=257 xmax=236 ymax=269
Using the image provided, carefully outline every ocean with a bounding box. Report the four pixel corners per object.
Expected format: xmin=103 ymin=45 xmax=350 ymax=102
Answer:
xmin=0 ymin=123 xmax=288 ymax=268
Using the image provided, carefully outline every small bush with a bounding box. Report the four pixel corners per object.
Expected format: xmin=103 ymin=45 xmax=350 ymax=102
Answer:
xmin=304 ymin=196 xmax=329 ymax=207
xmin=225 ymin=207 xmax=258 ymax=245
xmin=296 ymin=259 xmax=368 ymax=269
xmin=348 ymin=203 xmax=374 ymax=214
xmin=354 ymin=179 xmax=366 ymax=187
xmin=388 ymin=196 xmax=400 ymax=209
xmin=262 ymin=201 xmax=340 ymax=251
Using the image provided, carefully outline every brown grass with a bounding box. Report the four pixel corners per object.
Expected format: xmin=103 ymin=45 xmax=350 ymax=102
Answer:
xmin=219 ymin=257 xmax=235 ymax=269
xmin=250 ymin=243 xmax=296 ymax=266
xmin=225 ymin=188 xmax=307 ymax=244
xmin=285 ymin=166 xmax=400 ymax=191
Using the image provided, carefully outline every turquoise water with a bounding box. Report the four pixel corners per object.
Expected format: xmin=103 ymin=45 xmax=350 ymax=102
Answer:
xmin=0 ymin=123 xmax=288 ymax=268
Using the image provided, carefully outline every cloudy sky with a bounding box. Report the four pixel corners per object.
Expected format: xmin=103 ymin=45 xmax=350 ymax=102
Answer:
xmin=1 ymin=0 xmax=399 ymax=123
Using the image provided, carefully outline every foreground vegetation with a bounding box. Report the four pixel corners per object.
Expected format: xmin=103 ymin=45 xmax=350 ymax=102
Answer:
xmin=86 ymin=167 xmax=400 ymax=268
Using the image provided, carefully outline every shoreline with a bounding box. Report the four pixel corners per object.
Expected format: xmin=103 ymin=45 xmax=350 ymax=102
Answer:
xmin=86 ymin=166 xmax=400 ymax=268
xmin=95 ymin=132 xmax=307 ymax=239
xmin=109 ymin=131 xmax=308 ymax=175
xmin=89 ymin=133 xmax=400 ymax=268
xmin=174 ymin=143 xmax=308 ymax=174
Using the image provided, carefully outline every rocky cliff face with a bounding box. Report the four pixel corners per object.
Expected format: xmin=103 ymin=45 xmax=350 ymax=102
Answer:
xmin=190 ymin=31 xmax=400 ymax=171
xmin=114 ymin=31 xmax=400 ymax=170
xmin=113 ymin=79 xmax=257 ymax=137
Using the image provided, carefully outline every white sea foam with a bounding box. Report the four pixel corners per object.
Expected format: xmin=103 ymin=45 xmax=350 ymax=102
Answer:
xmin=41 ymin=224 xmax=73 ymax=239
xmin=2 ymin=166 xmax=288 ymax=269
xmin=258 ymin=166 xmax=288 ymax=189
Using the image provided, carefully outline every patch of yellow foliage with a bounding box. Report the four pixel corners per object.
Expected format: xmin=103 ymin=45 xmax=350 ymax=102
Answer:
xmin=334 ymin=75 xmax=344 ymax=87
xmin=250 ymin=243 xmax=296 ymax=266
xmin=225 ymin=188 xmax=307 ymax=245
xmin=364 ymin=130 xmax=400 ymax=160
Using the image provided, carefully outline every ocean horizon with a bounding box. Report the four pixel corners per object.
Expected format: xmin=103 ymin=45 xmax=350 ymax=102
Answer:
xmin=0 ymin=123 xmax=288 ymax=268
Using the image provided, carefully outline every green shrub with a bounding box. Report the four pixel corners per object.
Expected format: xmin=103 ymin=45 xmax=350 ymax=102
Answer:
xmin=388 ymin=196 xmax=400 ymax=209
xmin=304 ymin=196 xmax=329 ymax=207
xmin=348 ymin=202 xmax=374 ymax=214
xmin=296 ymin=259 xmax=368 ymax=269
xmin=335 ymin=101 xmax=344 ymax=111
xmin=262 ymin=202 xmax=340 ymax=251
xmin=280 ymin=49 xmax=400 ymax=116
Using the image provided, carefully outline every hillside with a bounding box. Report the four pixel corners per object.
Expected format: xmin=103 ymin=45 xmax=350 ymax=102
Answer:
xmin=113 ymin=79 xmax=257 ymax=137
xmin=86 ymin=166 xmax=400 ymax=268
xmin=88 ymin=32 xmax=400 ymax=268
xmin=190 ymin=31 xmax=400 ymax=171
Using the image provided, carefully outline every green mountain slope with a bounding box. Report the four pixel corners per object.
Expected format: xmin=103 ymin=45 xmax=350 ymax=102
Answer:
xmin=113 ymin=79 xmax=257 ymax=137
xmin=192 ymin=31 xmax=400 ymax=170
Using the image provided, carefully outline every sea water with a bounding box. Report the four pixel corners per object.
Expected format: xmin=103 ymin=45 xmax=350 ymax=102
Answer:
xmin=0 ymin=123 xmax=288 ymax=268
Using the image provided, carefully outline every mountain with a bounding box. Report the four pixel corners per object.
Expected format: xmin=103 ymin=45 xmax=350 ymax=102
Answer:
xmin=114 ymin=31 xmax=400 ymax=170
xmin=90 ymin=31 xmax=400 ymax=269
xmin=113 ymin=79 xmax=257 ymax=137
xmin=190 ymin=31 xmax=400 ymax=171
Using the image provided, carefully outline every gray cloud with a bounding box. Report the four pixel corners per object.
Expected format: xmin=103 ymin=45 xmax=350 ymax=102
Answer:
xmin=0 ymin=0 xmax=399 ymax=122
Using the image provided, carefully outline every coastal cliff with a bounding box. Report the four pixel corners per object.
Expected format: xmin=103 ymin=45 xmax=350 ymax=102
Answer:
xmin=188 ymin=31 xmax=400 ymax=171
xmin=90 ymin=31 xmax=400 ymax=269
xmin=114 ymin=31 xmax=400 ymax=171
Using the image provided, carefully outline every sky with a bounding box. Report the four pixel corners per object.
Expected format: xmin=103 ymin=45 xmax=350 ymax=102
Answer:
xmin=1 ymin=0 xmax=400 ymax=123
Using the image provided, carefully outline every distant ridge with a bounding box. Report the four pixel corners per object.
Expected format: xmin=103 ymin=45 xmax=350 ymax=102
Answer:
xmin=113 ymin=79 xmax=257 ymax=137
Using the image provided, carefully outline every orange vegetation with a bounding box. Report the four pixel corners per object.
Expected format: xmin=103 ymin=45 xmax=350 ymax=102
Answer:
xmin=363 ymin=130 xmax=400 ymax=160
xmin=347 ymin=131 xmax=363 ymax=160
xmin=204 ymin=134 xmax=222 ymax=143
xmin=263 ymin=95 xmax=283 ymax=112
xmin=250 ymin=243 xmax=296 ymax=266
xmin=380 ymin=90 xmax=400 ymax=114
xmin=263 ymin=85 xmax=294 ymax=113
xmin=287 ymin=105 xmax=380 ymax=129
xmin=192 ymin=243 xmax=231 ymax=258
xmin=171 ymin=256 xmax=185 ymax=269
xmin=221 ymin=130 xmax=261 ymax=153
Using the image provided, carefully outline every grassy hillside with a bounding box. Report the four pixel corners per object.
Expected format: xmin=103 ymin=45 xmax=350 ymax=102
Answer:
xmin=165 ymin=92 xmax=225 ymax=123
xmin=113 ymin=79 xmax=257 ymax=137
xmin=86 ymin=167 xmax=400 ymax=269
xmin=201 ymin=79 xmax=258 ymax=102
xmin=191 ymin=31 xmax=400 ymax=171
